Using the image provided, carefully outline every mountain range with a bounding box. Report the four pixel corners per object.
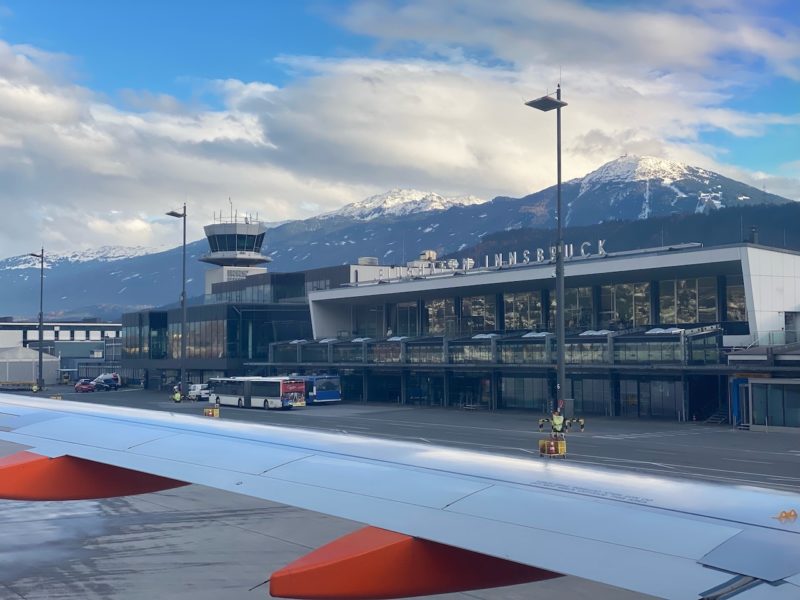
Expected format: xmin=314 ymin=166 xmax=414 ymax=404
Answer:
xmin=0 ymin=156 xmax=793 ymax=320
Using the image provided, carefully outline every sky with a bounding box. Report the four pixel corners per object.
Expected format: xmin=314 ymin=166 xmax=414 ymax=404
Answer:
xmin=0 ymin=0 xmax=797 ymax=258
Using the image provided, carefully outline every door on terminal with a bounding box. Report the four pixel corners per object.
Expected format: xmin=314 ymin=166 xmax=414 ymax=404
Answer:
xmin=739 ymin=382 xmax=750 ymax=425
xmin=619 ymin=379 xmax=638 ymax=417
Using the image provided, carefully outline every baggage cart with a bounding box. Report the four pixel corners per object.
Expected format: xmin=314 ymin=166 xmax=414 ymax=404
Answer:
xmin=538 ymin=437 xmax=567 ymax=458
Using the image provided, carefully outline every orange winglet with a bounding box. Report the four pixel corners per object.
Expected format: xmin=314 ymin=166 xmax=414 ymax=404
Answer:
xmin=0 ymin=451 xmax=188 ymax=500
xmin=271 ymin=526 xmax=561 ymax=599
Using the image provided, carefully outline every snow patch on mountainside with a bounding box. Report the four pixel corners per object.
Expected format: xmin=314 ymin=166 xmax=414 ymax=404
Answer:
xmin=2 ymin=246 xmax=164 ymax=269
xmin=322 ymin=189 xmax=486 ymax=221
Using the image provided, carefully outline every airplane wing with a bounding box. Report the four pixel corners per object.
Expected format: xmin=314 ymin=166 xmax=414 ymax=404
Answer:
xmin=1 ymin=394 xmax=798 ymax=600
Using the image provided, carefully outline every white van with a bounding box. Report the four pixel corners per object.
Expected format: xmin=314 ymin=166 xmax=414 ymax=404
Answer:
xmin=187 ymin=383 xmax=210 ymax=401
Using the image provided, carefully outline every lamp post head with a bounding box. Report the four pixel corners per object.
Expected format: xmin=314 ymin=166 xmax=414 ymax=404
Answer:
xmin=525 ymin=95 xmax=568 ymax=112
xmin=166 ymin=210 xmax=185 ymax=219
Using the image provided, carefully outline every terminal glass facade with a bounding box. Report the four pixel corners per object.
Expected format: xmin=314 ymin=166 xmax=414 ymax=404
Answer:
xmin=500 ymin=376 xmax=551 ymax=411
xmin=504 ymin=291 xmax=543 ymax=331
xmin=449 ymin=342 xmax=492 ymax=363
xmin=660 ymin=277 xmax=717 ymax=324
xmin=620 ymin=378 xmax=683 ymax=418
xmin=567 ymin=376 xmax=613 ymax=415
xmin=424 ymin=298 xmax=457 ymax=336
xmin=498 ymin=339 xmax=550 ymax=364
xmin=563 ymin=287 xmax=593 ymax=330
xmin=354 ymin=304 xmax=384 ymax=338
xmin=461 ymin=295 xmax=496 ymax=334
xmin=396 ymin=301 xmax=419 ymax=337
xmin=751 ymin=382 xmax=800 ymax=428
xmin=565 ymin=340 xmax=607 ymax=364
xmin=599 ymin=283 xmax=650 ymax=329
xmin=407 ymin=343 xmax=444 ymax=364
xmin=726 ymin=275 xmax=746 ymax=322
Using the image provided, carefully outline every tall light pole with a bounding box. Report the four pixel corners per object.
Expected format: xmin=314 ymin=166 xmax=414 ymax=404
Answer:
xmin=526 ymin=84 xmax=568 ymax=413
xmin=167 ymin=204 xmax=187 ymax=400
xmin=28 ymin=248 xmax=45 ymax=391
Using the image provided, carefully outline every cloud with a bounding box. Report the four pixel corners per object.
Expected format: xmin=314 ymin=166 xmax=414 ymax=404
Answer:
xmin=340 ymin=0 xmax=800 ymax=80
xmin=0 ymin=2 xmax=798 ymax=259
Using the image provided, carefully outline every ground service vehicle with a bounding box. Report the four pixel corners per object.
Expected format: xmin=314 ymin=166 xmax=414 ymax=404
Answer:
xmin=187 ymin=383 xmax=210 ymax=401
xmin=92 ymin=373 xmax=121 ymax=391
xmin=299 ymin=375 xmax=342 ymax=404
xmin=208 ymin=376 xmax=306 ymax=409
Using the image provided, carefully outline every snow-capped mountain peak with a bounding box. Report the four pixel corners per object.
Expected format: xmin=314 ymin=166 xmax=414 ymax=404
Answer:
xmin=579 ymin=155 xmax=710 ymax=196
xmin=323 ymin=189 xmax=486 ymax=221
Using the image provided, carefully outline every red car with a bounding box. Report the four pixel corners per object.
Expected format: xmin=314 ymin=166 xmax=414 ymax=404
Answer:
xmin=74 ymin=379 xmax=95 ymax=393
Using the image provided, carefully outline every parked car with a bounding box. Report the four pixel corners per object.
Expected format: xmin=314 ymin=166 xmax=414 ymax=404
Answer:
xmin=74 ymin=379 xmax=95 ymax=393
xmin=187 ymin=383 xmax=210 ymax=401
xmin=92 ymin=373 xmax=121 ymax=391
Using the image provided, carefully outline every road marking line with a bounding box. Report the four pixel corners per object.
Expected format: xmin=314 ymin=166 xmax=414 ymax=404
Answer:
xmin=722 ymin=458 xmax=772 ymax=464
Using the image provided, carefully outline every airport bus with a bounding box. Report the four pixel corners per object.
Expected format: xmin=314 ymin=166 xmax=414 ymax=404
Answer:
xmin=299 ymin=375 xmax=342 ymax=404
xmin=208 ymin=376 xmax=306 ymax=409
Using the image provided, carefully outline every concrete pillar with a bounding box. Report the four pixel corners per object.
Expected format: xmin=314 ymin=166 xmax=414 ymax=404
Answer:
xmin=443 ymin=370 xmax=450 ymax=407
xmin=362 ymin=371 xmax=369 ymax=404
xmin=496 ymin=293 xmax=505 ymax=332
xmin=400 ymin=370 xmax=408 ymax=405
xmin=592 ymin=285 xmax=601 ymax=329
xmin=650 ymin=281 xmax=660 ymax=326
xmin=491 ymin=370 xmax=501 ymax=411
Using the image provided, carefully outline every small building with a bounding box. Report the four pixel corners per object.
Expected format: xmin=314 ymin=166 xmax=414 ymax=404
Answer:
xmin=0 ymin=346 xmax=59 ymax=386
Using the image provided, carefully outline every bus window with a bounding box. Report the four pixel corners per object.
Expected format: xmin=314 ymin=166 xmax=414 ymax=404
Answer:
xmin=209 ymin=378 xmax=246 ymax=407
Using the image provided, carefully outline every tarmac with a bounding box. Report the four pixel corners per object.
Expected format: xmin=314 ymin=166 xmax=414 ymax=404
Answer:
xmin=1 ymin=388 xmax=799 ymax=599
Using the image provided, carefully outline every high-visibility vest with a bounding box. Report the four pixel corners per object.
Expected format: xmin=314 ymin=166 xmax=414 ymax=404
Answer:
xmin=552 ymin=414 xmax=565 ymax=432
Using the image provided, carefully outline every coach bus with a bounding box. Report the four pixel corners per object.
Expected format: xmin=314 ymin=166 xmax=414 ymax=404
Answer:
xmin=298 ymin=375 xmax=342 ymax=404
xmin=208 ymin=376 xmax=306 ymax=409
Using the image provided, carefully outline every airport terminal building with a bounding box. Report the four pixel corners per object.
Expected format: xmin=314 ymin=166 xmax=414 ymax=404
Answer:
xmin=120 ymin=221 xmax=800 ymax=429
xmin=267 ymin=242 xmax=800 ymax=428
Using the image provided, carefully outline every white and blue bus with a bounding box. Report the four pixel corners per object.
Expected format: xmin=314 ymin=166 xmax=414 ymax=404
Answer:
xmin=299 ymin=375 xmax=342 ymax=404
xmin=208 ymin=376 xmax=306 ymax=409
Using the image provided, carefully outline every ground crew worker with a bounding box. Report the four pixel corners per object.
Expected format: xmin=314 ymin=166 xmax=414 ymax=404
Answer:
xmin=172 ymin=389 xmax=181 ymax=403
xmin=551 ymin=409 xmax=566 ymax=439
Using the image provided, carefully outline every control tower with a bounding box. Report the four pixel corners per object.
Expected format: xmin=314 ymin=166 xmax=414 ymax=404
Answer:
xmin=201 ymin=210 xmax=271 ymax=295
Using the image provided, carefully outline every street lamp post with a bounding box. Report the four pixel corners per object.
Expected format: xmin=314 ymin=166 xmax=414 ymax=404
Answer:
xmin=526 ymin=84 xmax=568 ymax=413
xmin=166 ymin=204 xmax=187 ymax=400
xmin=28 ymin=248 xmax=45 ymax=391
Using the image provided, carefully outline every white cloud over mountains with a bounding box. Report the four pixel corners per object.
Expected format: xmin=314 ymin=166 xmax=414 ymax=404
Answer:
xmin=0 ymin=0 xmax=798 ymax=258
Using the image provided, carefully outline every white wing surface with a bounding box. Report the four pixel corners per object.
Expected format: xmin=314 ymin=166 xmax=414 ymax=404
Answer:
xmin=1 ymin=394 xmax=798 ymax=600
